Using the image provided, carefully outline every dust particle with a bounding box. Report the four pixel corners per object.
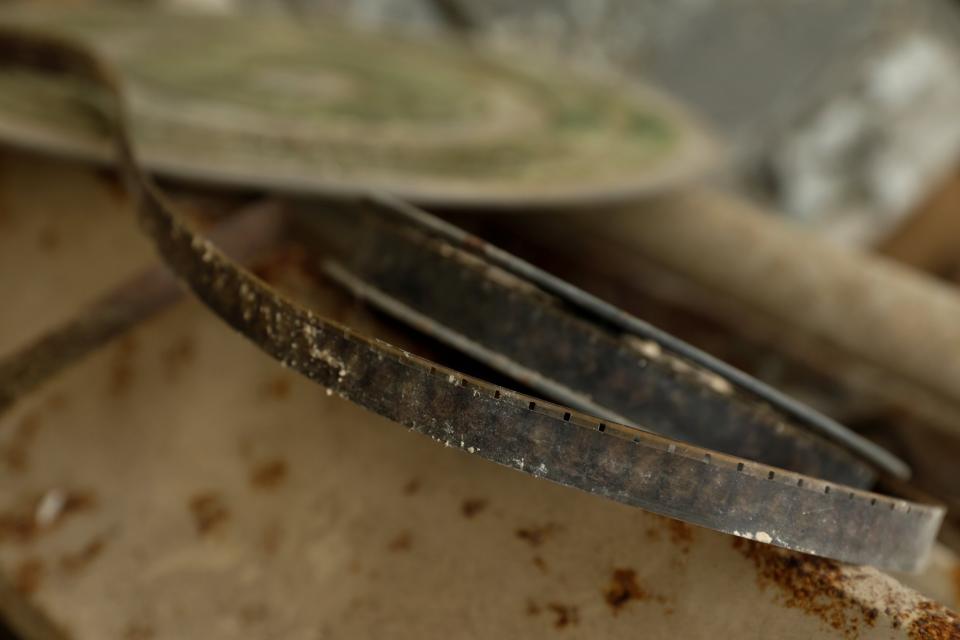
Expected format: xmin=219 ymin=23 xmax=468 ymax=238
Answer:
xmin=461 ymin=498 xmax=488 ymax=518
xmin=250 ymin=459 xmax=288 ymax=490
xmin=526 ymin=600 xmax=541 ymax=616
xmin=189 ymin=492 xmax=230 ymax=536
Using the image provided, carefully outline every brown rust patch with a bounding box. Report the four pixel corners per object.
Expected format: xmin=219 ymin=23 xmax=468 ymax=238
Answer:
xmin=1 ymin=412 xmax=43 ymax=473
xmin=734 ymin=537 xmax=880 ymax=637
xmin=665 ymin=518 xmax=694 ymax=552
xmin=532 ymin=555 xmax=548 ymax=573
xmin=0 ymin=507 xmax=36 ymax=542
xmin=14 ymin=557 xmax=44 ymax=596
xmin=388 ymin=531 xmax=412 ymax=552
xmin=262 ymin=375 xmax=292 ymax=400
xmin=109 ymin=335 xmax=138 ymax=396
xmin=546 ymin=602 xmax=579 ymax=629
xmin=605 ymin=568 xmax=646 ymax=611
xmin=603 ymin=568 xmax=646 ymax=613
xmin=250 ymin=459 xmax=288 ymax=490
xmin=516 ymin=523 xmax=559 ymax=548
xmin=909 ymin=600 xmax=960 ymax=640
xmin=461 ymin=498 xmax=488 ymax=518
xmin=161 ymin=335 xmax=195 ymax=381
xmin=953 ymin=565 xmax=960 ymax=607
xmin=58 ymin=490 xmax=96 ymax=520
xmin=59 ymin=536 xmax=107 ymax=574
xmin=189 ymin=491 xmax=230 ymax=536
xmin=261 ymin=522 xmax=283 ymax=556
xmin=402 ymin=478 xmax=421 ymax=495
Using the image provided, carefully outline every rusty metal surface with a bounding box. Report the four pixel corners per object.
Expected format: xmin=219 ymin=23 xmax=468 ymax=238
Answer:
xmin=297 ymin=204 xmax=877 ymax=488
xmin=0 ymin=25 xmax=945 ymax=573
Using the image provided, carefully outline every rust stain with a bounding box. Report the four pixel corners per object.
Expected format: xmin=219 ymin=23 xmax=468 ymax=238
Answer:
xmin=0 ymin=489 xmax=97 ymax=543
xmin=0 ymin=508 xmax=36 ymax=542
xmin=461 ymin=498 xmax=488 ymax=518
xmin=388 ymin=531 xmax=413 ymax=552
xmin=734 ymin=538 xmax=880 ymax=637
xmin=546 ymin=602 xmax=579 ymax=629
xmin=665 ymin=518 xmax=694 ymax=552
xmin=1 ymin=412 xmax=43 ymax=473
xmin=250 ymin=459 xmax=288 ymax=490
xmin=532 ymin=555 xmax=548 ymax=573
xmin=14 ymin=557 xmax=44 ymax=596
xmin=188 ymin=491 xmax=230 ymax=536
xmin=516 ymin=523 xmax=559 ymax=548
xmin=953 ymin=565 xmax=960 ymax=607
xmin=59 ymin=536 xmax=107 ymax=574
xmin=109 ymin=335 xmax=138 ymax=397
xmin=161 ymin=335 xmax=195 ymax=381
xmin=402 ymin=478 xmax=421 ymax=495
xmin=262 ymin=375 xmax=292 ymax=400
xmin=909 ymin=600 xmax=960 ymax=640
xmin=603 ymin=568 xmax=669 ymax=615
xmin=261 ymin=522 xmax=283 ymax=556
xmin=59 ymin=491 xmax=96 ymax=519
xmin=605 ymin=568 xmax=646 ymax=612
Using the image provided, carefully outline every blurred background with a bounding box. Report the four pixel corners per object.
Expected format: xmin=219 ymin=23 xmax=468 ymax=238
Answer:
xmin=2 ymin=1 xmax=960 ymax=638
